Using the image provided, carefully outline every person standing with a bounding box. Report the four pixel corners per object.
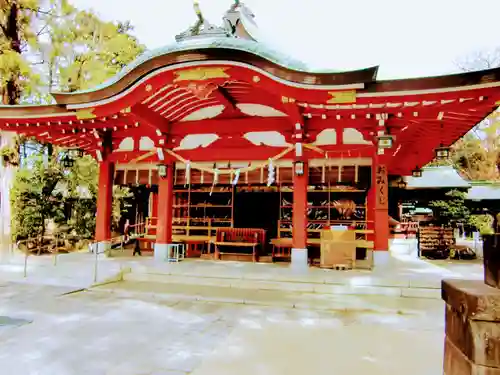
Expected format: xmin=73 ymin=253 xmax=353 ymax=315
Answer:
xmin=133 ymin=238 xmax=142 ymax=256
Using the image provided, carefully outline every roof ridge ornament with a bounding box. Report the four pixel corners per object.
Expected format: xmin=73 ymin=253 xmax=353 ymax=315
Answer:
xmin=230 ymin=0 xmax=241 ymax=10
xmin=175 ymin=0 xmax=230 ymax=42
xmin=223 ymin=0 xmax=257 ymax=39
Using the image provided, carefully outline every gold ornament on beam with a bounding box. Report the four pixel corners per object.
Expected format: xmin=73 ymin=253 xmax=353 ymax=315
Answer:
xmin=75 ymin=108 xmax=96 ymax=120
xmin=186 ymin=82 xmax=218 ymax=100
xmin=281 ymin=96 xmax=296 ymax=104
xmin=173 ymin=67 xmax=230 ymax=82
xmin=327 ymin=90 xmax=357 ymax=104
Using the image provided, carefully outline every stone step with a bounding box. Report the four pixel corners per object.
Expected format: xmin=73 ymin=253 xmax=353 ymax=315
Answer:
xmin=93 ymin=280 xmax=444 ymax=314
xmin=123 ymin=270 xmax=442 ymax=299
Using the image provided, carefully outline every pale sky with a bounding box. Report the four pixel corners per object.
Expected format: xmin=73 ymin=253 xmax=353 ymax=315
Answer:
xmin=71 ymin=0 xmax=500 ymax=79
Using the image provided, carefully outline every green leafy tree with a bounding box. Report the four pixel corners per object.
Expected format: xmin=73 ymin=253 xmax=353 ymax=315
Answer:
xmin=429 ymin=189 xmax=496 ymax=234
xmin=429 ymin=190 xmax=471 ymax=226
xmin=2 ymin=1 xmax=143 ymax=246
xmin=10 ymin=150 xmax=66 ymax=242
xmin=430 ymin=49 xmax=500 ymax=181
xmin=1 ymin=0 xmax=145 ymax=100
xmin=451 ymin=123 xmax=500 ymax=181
xmin=0 ymin=0 xmax=41 ymax=104
xmin=65 ymin=155 xmax=133 ymax=239
xmin=468 ymin=215 xmax=494 ymax=235
xmin=37 ymin=2 xmax=144 ymax=93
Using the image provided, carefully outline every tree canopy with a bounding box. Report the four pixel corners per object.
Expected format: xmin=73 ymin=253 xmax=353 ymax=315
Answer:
xmin=0 ymin=0 xmax=145 ymax=104
xmin=428 ymin=49 xmax=500 ymax=181
xmin=0 ymin=0 xmax=143 ymax=244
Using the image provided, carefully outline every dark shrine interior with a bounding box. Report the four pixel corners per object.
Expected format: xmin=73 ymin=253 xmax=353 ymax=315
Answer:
xmin=233 ymin=191 xmax=280 ymax=241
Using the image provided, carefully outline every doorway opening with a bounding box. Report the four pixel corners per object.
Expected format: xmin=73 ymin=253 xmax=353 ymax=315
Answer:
xmin=233 ymin=191 xmax=280 ymax=253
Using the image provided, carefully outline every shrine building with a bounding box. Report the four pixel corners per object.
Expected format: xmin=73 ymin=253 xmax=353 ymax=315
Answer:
xmin=1 ymin=1 xmax=500 ymax=268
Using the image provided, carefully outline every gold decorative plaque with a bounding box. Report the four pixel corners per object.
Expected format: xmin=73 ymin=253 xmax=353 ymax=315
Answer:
xmin=75 ymin=108 xmax=96 ymax=120
xmin=281 ymin=96 xmax=296 ymax=103
xmin=173 ymin=67 xmax=230 ymax=82
xmin=327 ymin=90 xmax=357 ymax=104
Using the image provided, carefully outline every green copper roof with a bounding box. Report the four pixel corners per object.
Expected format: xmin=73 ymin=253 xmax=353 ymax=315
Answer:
xmin=404 ymin=166 xmax=471 ymax=189
xmin=467 ymin=184 xmax=500 ymax=201
xmin=73 ymin=37 xmax=339 ymax=95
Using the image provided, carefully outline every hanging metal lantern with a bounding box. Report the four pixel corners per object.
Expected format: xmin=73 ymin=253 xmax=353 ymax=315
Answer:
xmin=294 ymin=161 xmax=304 ymax=176
xmin=61 ymin=155 xmax=74 ymax=169
xmin=435 ymin=146 xmax=450 ymax=160
xmin=376 ymin=134 xmax=394 ymax=149
xmin=412 ymin=167 xmax=423 ymax=178
xmin=397 ymin=178 xmax=407 ymax=189
xmin=157 ymin=163 xmax=167 ymax=178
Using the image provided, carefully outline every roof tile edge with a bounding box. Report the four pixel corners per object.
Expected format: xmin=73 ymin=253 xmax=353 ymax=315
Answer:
xmin=52 ymin=37 xmax=370 ymax=97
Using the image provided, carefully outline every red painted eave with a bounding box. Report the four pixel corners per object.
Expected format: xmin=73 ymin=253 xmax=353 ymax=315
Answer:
xmin=0 ymin=65 xmax=499 ymax=172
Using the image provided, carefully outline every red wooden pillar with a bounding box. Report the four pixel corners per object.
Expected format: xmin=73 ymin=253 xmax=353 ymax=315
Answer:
xmin=95 ymin=151 xmax=114 ymax=253
xmin=369 ymin=153 xmax=390 ymax=265
xmin=151 ymin=192 xmax=158 ymax=219
xmin=292 ymin=160 xmax=309 ymax=268
xmin=155 ymin=162 xmax=174 ymax=259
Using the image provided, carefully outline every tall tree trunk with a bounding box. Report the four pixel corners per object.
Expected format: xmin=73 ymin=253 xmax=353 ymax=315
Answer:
xmin=0 ymin=2 xmax=22 ymax=262
xmin=3 ymin=1 xmax=22 ymax=105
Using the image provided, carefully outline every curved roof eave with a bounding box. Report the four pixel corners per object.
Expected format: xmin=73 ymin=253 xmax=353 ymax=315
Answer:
xmin=365 ymin=66 xmax=500 ymax=94
xmin=51 ymin=37 xmax=379 ymax=105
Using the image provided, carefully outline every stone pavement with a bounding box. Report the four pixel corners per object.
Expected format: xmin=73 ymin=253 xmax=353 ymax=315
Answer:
xmin=94 ymin=280 xmax=443 ymax=314
xmin=0 ymin=251 xmax=129 ymax=289
xmin=0 ymin=281 xmax=444 ymax=375
xmin=121 ymin=245 xmax=483 ymax=299
xmin=0 ymin=239 xmax=484 ymax=295
xmin=0 ymin=242 xmax=473 ymax=374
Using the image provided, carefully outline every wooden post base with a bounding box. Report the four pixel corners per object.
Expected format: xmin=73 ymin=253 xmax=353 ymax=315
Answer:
xmin=483 ymin=234 xmax=500 ymax=288
xmin=442 ymin=279 xmax=500 ymax=374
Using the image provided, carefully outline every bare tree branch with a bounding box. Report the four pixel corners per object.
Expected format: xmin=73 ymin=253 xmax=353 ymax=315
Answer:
xmin=455 ymin=48 xmax=500 ymax=72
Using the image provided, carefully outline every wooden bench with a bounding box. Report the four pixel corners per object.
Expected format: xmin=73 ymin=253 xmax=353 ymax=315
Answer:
xmin=213 ymin=228 xmax=266 ymax=262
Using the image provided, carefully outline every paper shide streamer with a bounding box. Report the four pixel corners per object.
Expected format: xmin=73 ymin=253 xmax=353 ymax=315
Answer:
xmin=267 ymin=158 xmax=275 ymax=186
xmin=210 ymin=169 xmax=219 ymax=196
xmin=232 ymin=169 xmax=240 ymax=185
xmin=185 ymin=161 xmax=191 ymax=186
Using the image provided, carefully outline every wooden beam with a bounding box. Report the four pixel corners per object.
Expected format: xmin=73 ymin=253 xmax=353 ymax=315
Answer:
xmin=281 ymin=102 xmax=303 ymax=125
xmin=131 ymin=104 xmax=170 ymax=135
xmin=170 ymin=117 xmax=291 ymax=136
xmin=109 ymin=143 xmax=374 ymax=163
xmin=213 ymin=86 xmax=243 ymax=117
